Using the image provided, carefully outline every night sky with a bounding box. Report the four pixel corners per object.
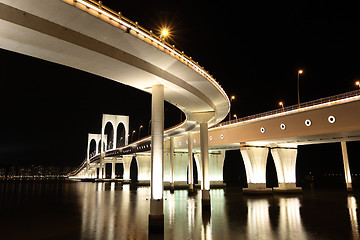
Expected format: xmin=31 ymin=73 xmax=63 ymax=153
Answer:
xmin=1 ymin=1 xmax=360 ymax=180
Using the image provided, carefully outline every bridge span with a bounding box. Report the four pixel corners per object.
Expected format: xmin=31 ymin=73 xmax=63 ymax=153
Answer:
xmin=72 ymin=90 xmax=360 ymax=194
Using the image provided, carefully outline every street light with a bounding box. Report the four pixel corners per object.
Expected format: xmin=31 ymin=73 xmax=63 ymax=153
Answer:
xmin=279 ymin=101 xmax=285 ymax=111
xmin=148 ymin=120 xmax=151 ymax=136
xmin=160 ymin=28 xmax=169 ymax=42
xmin=161 ymin=29 xmax=168 ymax=37
xmin=356 ymin=81 xmax=360 ymax=89
xmin=233 ymin=114 xmax=238 ymax=121
xmin=297 ymin=69 xmax=303 ymax=108
xmin=131 ymin=130 xmax=136 ymax=142
xmin=138 ymin=125 xmax=143 ymax=140
xmin=229 ymin=95 xmax=235 ymax=121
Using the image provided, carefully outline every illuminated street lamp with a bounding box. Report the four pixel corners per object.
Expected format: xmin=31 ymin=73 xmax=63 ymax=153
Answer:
xmin=297 ymin=69 xmax=303 ymax=108
xmin=131 ymin=130 xmax=136 ymax=142
xmin=356 ymin=81 xmax=360 ymax=89
xmin=148 ymin=120 xmax=151 ymax=136
xmin=161 ymin=29 xmax=168 ymax=37
xmin=138 ymin=125 xmax=143 ymax=139
xmin=229 ymin=95 xmax=235 ymax=121
xmin=233 ymin=114 xmax=238 ymax=121
xmin=279 ymin=101 xmax=285 ymax=111
xmin=160 ymin=28 xmax=169 ymax=42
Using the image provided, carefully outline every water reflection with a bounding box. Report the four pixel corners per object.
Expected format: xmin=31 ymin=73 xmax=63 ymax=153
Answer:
xmin=246 ymin=198 xmax=274 ymax=239
xmin=1 ymin=182 xmax=360 ymax=240
xmin=348 ymin=196 xmax=359 ymax=240
xmin=278 ymin=197 xmax=307 ymax=240
xmin=78 ymin=182 xmax=149 ymax=240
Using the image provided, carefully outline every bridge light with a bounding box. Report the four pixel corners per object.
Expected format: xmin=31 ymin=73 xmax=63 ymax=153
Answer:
xmin=297 ymin=69 xmax=303 ymax=108
xmin=279 ymin=101 xmax=285 ymax=111
xmin=228 ymin=95 xmax=236 ymax=121
xmin=356 ymin=81 xmax=360 ymax=88
xmin=161 ymin=29 xmax=168 ymax=37
xmin=160 ymin=28 xmax=169 ymax=41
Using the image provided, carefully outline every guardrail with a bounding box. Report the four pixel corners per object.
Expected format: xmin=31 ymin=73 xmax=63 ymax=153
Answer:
xmin=213 ymin=89 xmax=360 ymax=128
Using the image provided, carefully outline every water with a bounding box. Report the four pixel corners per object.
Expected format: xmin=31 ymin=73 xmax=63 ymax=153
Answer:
xmin=0 ymin=181 xmax=359 ymax=240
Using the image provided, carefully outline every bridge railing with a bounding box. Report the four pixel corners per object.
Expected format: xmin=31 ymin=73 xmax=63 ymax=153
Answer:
xmin=213 ymin=89 xmax=360 ymax=128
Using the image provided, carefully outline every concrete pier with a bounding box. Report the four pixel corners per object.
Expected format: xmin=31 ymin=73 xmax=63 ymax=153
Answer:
xmin=149 ymin=84 xmax=164 ymax=233
xmin=240 ymin=146 xmax=272 ymax=194
xmin=341 ymin=141 xmax=353 ymax=191
xmin=271 ymin=147 xmax=302 ymax=193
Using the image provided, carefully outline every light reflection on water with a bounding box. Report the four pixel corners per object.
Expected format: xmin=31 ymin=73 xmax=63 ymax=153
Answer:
xmin=0 ymin=181 xmax=359 ymax=240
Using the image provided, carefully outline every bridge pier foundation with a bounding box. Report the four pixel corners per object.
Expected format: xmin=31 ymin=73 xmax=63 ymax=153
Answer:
xmin=271 ymin=147 xmax=302 ymax=193
xmin=240 ymin=146 xmax=272 ymax=194
xmin=341 ymin=141 xmax=353 ymax=191
xmin=149 ymin=84 xmax=164 ymax=233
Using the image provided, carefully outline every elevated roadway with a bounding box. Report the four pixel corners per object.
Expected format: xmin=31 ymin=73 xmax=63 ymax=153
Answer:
xmin=0 ymin=0 xmax=229 ymax=132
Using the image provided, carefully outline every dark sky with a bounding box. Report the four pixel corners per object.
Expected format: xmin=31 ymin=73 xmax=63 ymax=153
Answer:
xmin=0 ymin=1 xmax=360 ymax=171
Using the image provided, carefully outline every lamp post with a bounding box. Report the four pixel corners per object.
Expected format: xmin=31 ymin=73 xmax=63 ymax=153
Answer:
xmin=131 ymin=130 xmax=136 ymax=142
xmin=356 ymin=81 xmax=360 ymax=89
xmin=229 ymin=95 xmax=235 ymax=121
xmin=138 ymin=125 xmax=143 ymax=140
xmin=160 ymin=29 xmax=168 ymax=42
xmin=297 ymin=69 xmax=303 ymax=108
xmin=233 ymin=114 xmax=238 ymax=121
xmin=279 ymin=101 xmax=285 ymax=111
xmin=148 ymin=120 xmax=151 ymax=136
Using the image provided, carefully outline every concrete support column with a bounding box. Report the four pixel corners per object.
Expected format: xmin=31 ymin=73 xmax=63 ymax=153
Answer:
xmin=99 ymin=153 xmax=104 ymax=179
xmin=170 ymin=137 xmax=175 ymax=192
xmin=111 ymin=160 xmax=116 ymax=179
xmin=193 ymin=111 xmax=215 ymax=211
xmin=271 ymin=147 xmax=301 ymax=193
xmin=200 ymin=122 xmax=210 ymax=209
xmin=122 ymin=156 xmax=132 ymax=183
xmin=136 ymin=155 xmax=151 ymax=184
xmin=209 ymin=150 xmax=226 ymax=187
xmin=341 ymin=141 xmax=353 ymax=191
xmin=149 ymin=84 xmax=164 ymax=233
xmin=240 ymin=146 xmax=272 ymax=194
xmin=188 ymin=132 xmax=194 ymax=193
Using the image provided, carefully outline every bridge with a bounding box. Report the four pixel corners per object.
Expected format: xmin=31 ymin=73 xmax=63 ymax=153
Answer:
xmin=71 ymin=89 xmax=360 ymax=194
xmin=1 ymin=0 xmax=359 ymax=233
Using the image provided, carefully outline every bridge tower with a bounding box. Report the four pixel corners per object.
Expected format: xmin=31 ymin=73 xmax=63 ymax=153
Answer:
xmin=86 ymin=133 xmax=102 ymax=178
xmin=100 ymin=114 xmax=129 ymax=179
